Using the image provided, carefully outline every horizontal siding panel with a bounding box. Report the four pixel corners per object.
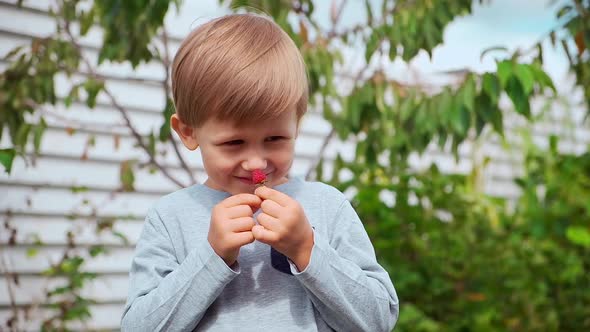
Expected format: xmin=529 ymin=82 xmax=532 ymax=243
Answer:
xmin=0 ymin=2 xmax=55 ymax=38
xmin=0 ymin=303 xmax=124 ymax=331
xmin=0 ymin=275 xmax=128 ymax=306
xmin=0 ymin=156 xmax=194 ymax=194
xmin=52 ymin=73 xmax=167 ymax=113
xmin=1 ymin=186 xmax=159 ymax=217
xmin=4 ymin=246 xmax=133 ymax=274
xmin=0 ymin=215 xmax=143 ymax=246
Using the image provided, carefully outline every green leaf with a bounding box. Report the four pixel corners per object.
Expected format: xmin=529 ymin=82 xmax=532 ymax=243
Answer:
xmin=33 ymin=117 xmax=47 ymax=153
xmin=15 ymin=123 xmax=31 ymax=148
xmin=496 ymin=60 xmax=513 ymax=88
xmin=531 ymin=65 xmax=556 ymax=92
xmin=566 ymin=226 xmax=590 ymax=248
xmin=89 ymin=245 xmax=106 ymax=257
xmin=159 ymin=99 xmax=175 ymax=142
xmin=64 ymin=84 xmax=81 ymax=107
xmin=399 ymin=97 xmax=415 ymax=123
xmin=71 ymin=186 xmax=89 ymax=193
xmin=148 ymin=132 xmax=156 ymax=156
xmin=347 ymin=93 xmax=362 ymax=131
xmin=80 ymin=8 xmax=95 ymax=36
xmin=26 ymin=247 xmax=39 ymax=258
xmin=450 ymin=104 xmax=470 ymax=136
xmin=437 ymin=89 xmax=453 ymax=123
xmin=506 ymin=77 xmax=530 ymax=117
xmin=0 ymin=149 xmax=16 ymax=174
xmin=83 ymin=79 xmax=104 ymax=108
xmin=462 ymin=75 xmax=476 ymax=111
xmin=112 ymin=231 xmax=129 ymax=245
xmin=514 ymin=64 xmax=534 ymax=95
xmin=120 ymin=160 xmax=135 ymax=192
xmin=549 ymin=135 xmax=558 ymax=153
xmin=365 ymin=29 xmax=381 ymax=63
xmin=489 ymin=106 xmax=504 ymax=137
xmin=482 ymin=73 xmax=500 ymax=105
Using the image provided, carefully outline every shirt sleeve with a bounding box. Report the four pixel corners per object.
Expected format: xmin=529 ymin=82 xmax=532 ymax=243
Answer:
xmin=121 ymin=208 xmax=239 ymax=331
xmin=289 ymin=199 xmax=399 ymax=332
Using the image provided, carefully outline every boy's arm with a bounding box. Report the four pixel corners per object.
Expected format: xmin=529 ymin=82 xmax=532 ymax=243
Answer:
xmin=120 ymin=208 xmax=238 ymax=331
xmin=290 ymin=199 xmax=399 ymax=332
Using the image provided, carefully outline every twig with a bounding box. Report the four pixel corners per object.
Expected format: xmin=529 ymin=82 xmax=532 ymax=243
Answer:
xmin=573 ymin=0 xmax=588 ymax=20
xmin=305 ymin=128 xmax=335 ymax=181
xmin=327 ymin=23 xmax=365 ymax=40
xmin=0 ymin=252 xmax=19 ymax=332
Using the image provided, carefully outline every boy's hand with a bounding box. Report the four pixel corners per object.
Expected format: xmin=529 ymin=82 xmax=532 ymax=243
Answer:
xmin=208 ymin=193 xmax=261 ymax=267
xmin=253 ymin=186 xmax=314 ymax=271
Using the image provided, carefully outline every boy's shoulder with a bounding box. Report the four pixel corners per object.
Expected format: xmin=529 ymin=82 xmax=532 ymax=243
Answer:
xmin=153 ymin=185 xmax=194 ymax=207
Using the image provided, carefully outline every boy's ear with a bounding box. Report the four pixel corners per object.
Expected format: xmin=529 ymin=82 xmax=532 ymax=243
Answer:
xmin=171 ymin=114 xmax=199 ymax=150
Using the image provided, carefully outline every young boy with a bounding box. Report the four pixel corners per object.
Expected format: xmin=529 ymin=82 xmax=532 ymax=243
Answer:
xmin=121 ymin=13 xmax=398 ymax=331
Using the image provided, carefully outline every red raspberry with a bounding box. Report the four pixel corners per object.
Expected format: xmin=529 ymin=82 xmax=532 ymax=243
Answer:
xmin=251 ymin=169 xmax=267 ymax=185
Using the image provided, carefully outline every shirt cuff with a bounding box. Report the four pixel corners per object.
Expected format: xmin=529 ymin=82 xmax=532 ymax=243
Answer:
xmin=289 ymin=229 xmax=328 ymax=278
xmin=197 ymin=241 xmax=241 ymax=280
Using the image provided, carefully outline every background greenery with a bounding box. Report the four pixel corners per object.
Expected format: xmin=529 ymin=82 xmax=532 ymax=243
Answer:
xmin=1 ymin=0 xmax=589 ymax=331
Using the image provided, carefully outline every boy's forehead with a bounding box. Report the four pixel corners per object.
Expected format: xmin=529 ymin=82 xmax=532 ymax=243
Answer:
xmin=206 ymin=109 xmax=299 ymax=130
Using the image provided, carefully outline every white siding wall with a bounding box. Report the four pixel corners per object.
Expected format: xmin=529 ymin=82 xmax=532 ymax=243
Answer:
xmin=1 ymin=1 xmax=589 ymax=330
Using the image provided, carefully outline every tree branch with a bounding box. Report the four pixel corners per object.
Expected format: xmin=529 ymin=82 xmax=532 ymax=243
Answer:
xmin=62 ymin=22 xmax=186 ymax=188
xmin=305 ymin=66 xmax=369 ymax=180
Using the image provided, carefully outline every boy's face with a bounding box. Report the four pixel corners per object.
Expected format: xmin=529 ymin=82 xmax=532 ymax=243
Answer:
xmin=194 ymin=110 xmax=298 ymax=195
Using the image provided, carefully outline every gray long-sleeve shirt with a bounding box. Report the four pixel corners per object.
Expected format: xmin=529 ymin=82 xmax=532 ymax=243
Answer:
xmin=121 ymin=177 xmax=399 ymax=331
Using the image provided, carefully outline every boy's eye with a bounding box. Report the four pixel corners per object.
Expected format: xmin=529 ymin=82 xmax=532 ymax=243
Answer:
xmin=223 ymin=140 xmax=244 ymax=146
xmin=265 ymin=136 xmax=284 ymax=142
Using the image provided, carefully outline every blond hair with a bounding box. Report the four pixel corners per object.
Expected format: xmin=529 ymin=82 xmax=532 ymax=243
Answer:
xmin=171 ymin=14 xmax=308 ymax=128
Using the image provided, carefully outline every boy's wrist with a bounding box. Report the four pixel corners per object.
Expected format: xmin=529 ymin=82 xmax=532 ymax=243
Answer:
xmin=290 ymin=227 xmax=314 ymax=271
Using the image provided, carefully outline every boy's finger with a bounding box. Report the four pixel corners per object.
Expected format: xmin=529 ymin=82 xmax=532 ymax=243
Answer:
xmin=260 ymin=199 xmax=282 ymax=218
xmin=256 ymin=213 xmax=280 ymax=231
xmin=233 ymin=231 xmax=255 ymax=246
xmin=252 ymin=225 xmax=279 ymax=244
xmin=254 ymin=186 xmax=291 ymax=207
xmin=226 ymin=205 xmax=255 ymax=218
xmin=230 ymin=217 xmax=256 ymax=232
xmin=221 ymin=193 xmax=262 ymax=209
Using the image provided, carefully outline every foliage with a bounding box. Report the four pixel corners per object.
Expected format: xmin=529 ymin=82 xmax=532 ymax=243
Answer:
xmin=1 ymin=0 xmax=589 ymax=331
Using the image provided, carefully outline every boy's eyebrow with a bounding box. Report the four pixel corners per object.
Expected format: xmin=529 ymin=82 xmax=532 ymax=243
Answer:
xmin=213 ymin=135 xmax=242 ymax=142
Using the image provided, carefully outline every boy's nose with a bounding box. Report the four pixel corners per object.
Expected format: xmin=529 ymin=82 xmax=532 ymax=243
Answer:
xmin=242 ymin=155 xmax=267 ymax=171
